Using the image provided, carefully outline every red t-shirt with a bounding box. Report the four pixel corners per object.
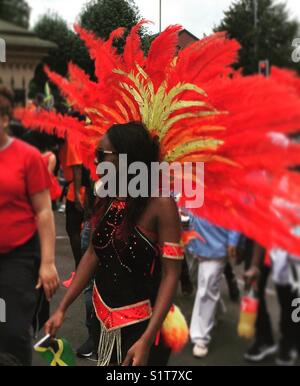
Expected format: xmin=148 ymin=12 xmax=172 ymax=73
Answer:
xmin=0 ymin=139 xmax=50 ymax=253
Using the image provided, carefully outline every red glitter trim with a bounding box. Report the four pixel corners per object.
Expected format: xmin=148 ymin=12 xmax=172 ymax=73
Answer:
xmin=93 ymin=285 xmax=152 ymax=331
xmin=162 ymin=243 xmax=184 ymax=259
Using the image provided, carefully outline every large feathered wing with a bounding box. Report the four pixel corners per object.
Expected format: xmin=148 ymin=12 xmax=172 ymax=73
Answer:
xmin=15 ymin=23 xmax=300 ymax=255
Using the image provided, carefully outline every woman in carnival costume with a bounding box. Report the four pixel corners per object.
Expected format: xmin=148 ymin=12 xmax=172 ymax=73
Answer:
xmin=15 ymin=21 xmax=300 ymax=366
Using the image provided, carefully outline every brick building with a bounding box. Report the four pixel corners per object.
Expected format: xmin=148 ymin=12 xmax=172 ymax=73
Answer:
xmin=177 ymin=29 xmax=199 ymax=49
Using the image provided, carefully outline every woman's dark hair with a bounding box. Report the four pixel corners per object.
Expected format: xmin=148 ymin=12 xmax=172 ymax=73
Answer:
xmin=0 ymin=86 xmax=13 ymax=118
xmin=22 ymin=130 xmax=57 ymax=153
xmin=107 ymin=121 xmax=160 ymax=171
xmin=94 ymin=121 xmax=160 ymax=237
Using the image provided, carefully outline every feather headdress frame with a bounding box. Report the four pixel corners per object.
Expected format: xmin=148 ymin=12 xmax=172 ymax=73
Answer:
xmin=15 ymin=21 xmax=300 ymax=255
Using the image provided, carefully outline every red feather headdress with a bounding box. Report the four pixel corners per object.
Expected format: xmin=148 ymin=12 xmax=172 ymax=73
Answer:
xmin=14 ymin=21 xmax=300 ymax=255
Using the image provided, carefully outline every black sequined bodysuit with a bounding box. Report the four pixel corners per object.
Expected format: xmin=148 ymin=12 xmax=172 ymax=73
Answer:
xmin=92 ymin=199 xmax=162 ymax=309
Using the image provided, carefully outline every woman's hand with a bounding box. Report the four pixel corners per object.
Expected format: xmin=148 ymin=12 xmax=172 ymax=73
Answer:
xmin=74 ymin=196 xmax=84 ymax=212
xmin=243 ymin=266 xmax=260 ymax=290
xmin=122 ymin=338 xmax=151 ymax=366
xmin=30 ymin=190 xmax=59 ymax=302
xmin=44 ymin=309 xmax=65 ymax=337
xmin=36 ymin=262 xmax=60 ymax=301
xmin=227 ymin=245 xmax=237 ymax=262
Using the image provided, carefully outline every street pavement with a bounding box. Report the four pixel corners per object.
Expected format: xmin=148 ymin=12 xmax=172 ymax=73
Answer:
xmin=32 ymin=211 xmax=286 ymax=367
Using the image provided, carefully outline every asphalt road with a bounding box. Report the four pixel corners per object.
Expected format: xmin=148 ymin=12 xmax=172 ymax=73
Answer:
xmin=32 ymin=211 xmax=284 ymax=367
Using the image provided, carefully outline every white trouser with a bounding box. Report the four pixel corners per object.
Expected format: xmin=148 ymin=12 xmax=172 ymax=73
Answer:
xmin=190 ymin=258 xmax=226 ymax=346
xmin=184 ymin=250 xmax=198 ymax=286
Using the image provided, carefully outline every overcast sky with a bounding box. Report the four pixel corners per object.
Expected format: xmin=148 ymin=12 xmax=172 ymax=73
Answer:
xmin=27 ymin=0 xmax=300 ymax=37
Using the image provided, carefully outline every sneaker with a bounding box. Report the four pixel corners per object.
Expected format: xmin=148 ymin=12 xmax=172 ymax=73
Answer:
xmin=62 ymin=272 xmax=75 ymax=288
xmin=193 ymin=343 xmax=208 ymax=358
xmin=276 ymin=344 xmax=298 ymax=366
xmin=76 ymin=337 xmax=95 ymax=359
xmin=244 ymin=342 xmax=277 ymax=362
xmin=227 ymin=278 xmax=240 ymax=303
xmin=58 ymin=204 xmax=66 ymax=213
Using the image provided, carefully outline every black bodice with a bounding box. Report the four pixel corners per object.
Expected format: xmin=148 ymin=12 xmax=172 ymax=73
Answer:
xmin=92 ymin=200 xmax=162 ymax=308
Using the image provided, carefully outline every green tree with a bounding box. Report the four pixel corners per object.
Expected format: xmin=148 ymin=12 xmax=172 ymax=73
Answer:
xmin=30 ymin=1 xmax=150 ymax=103
xmin=215 ymin=0 xmax=300 ymax=74
xmin=0 ymin=0 xmax=30 ymax=29
xmin=79 ymin=0 xmax=145 ymax=53
xmin=30 ymin=13 xmax=93 ymax=104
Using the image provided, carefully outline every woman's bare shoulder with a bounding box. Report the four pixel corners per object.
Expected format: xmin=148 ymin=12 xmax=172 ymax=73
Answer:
xmin=147 ymin=196 xmax=179 ymax=217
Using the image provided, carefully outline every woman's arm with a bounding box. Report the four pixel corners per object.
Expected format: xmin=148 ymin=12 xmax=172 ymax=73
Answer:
xmin=141 ymin=258 xmax=181 ymax=337
xmin=123 ymin=197 xmax=182 ymax=366
xmin=72 ymin=164 xmax=83 ymax=211
xmin=244 ymin=241 xmax=265 ymax=289
xmin=30 ymin=189 xmax=59 ymax=301
xmin=45 ymin=242 xmax=98 ymax=336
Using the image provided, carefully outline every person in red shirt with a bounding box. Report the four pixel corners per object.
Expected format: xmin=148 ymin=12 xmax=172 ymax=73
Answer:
xmin=0 ymin=87 xmax=60 ymax=365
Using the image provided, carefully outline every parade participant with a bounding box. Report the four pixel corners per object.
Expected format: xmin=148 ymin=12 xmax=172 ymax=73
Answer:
xmin=243 ymin=163 xmax=300 ymax=365
xmin=0 ymin=86 xmax=60 ymax=366
xmin=224 ymin=261 xmax=240 ymax=302
xmin=45 ymin=122 xmax=183 ymax=366
xmin=15 ymin=22 xmax=300 ymax=365
xmin=15 ymin=23 xmax=300 ymax=256
xmin=242 ymin=243 xmax=276 ymax=362
xmin=244 ymin=245 xmax=300 ymax=366
xmin=187 ymin=215 xmax=240 ymax=358
xmin=180 ymin=208 xmax=240 ymax=300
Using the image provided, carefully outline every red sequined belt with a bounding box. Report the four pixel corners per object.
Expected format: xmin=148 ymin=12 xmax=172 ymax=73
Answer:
xmin=92 ymin=285 xmax=152 ymax=331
